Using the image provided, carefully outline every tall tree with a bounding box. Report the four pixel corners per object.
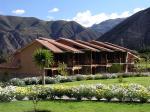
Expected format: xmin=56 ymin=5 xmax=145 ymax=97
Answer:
xmin=33 ymin=48 xmax=54 ymax=85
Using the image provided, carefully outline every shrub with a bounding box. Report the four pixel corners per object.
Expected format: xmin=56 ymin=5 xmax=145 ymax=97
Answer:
xmin=94 ymin=74 xmax=103 ymax=80
xmin=71 ymin=87 xmax=82 ymax=100
xmin=0 ymin=86 xmax=15 ymax=102
xmin=15 ymin=87 xmax=27 ymax=100
xmin=23 ymin=77 xmax=39 ymax=85
xmin=59 ymin=77 xmax=74 ymax=83
xmin=108 ymin=64 xmax=123 ymax=73
xmin=118 ymin=74 xmax=123 ymax=83
xmin=76 ymin=75 xmax=86 ymax=81
xmin=44 ymin=77 xmax=56 ymax=84
xmin=85 ymin=75 xmax=94 ymax=80
xmin=9 ymin=78 xmax=25 ymax=86
xmin=0 ymin=83 xmax=150 ymax=103
xmin=58 ymin=62 xmax=68 ymax=76
xmin=95 ymin=89 xmax=104 ymax=100
xmin=78 ymin=85 xmax=96 ymax=100
xmin=52 ymin=86 xmax=66 ymax=99
xmin=103 ymin=86 xmax=114 ymax=102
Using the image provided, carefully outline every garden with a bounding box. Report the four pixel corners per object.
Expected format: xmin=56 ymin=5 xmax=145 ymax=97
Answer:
xmin=0 ymin=49 xmax=150 ymax=112
xmin=0 ymin=74 xmax=150 ymax=112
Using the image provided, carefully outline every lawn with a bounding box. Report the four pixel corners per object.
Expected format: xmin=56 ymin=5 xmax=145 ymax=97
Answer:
xmin=53 ymin=77 xmax=150 ymax=87
xmin=0 ymin=77 xmax=150 ymax=112
xmin=0 ymin=100 xmax=150 ymax=112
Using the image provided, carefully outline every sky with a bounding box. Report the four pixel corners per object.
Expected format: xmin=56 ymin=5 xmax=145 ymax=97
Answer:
xmin=0 ymin=0 xmax=150 ymax=27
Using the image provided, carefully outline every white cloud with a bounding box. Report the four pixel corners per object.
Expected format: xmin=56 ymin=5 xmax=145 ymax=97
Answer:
xmin=48 ymin=8 xmax=59 ymax=13
xmin=71 ymin=8 xmax=145 ymax=27
xmin=133 ymin=8 xmax=145 ymax=13
xmin=47 ymin=16 xmax=54 ymax=21
xmin=12 ymin=9 xmax=25 ymax=15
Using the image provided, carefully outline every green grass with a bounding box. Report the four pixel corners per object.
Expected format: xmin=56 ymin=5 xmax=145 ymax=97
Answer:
xmin=1 ymin=77 xmax=150 ymax=112
xmin=53 ymin=77 xmax=150 ymax=87
xmin=136 ymin=62 xmax=150 ymax=69
xmin=0 ymin=100 xmax=150 ymax=112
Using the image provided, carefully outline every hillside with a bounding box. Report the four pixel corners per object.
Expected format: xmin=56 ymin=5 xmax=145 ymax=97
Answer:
xmin=98 ymin=8 xmax=150 ymax=50
xmin=90 ymin=18 xmax=125 ymax=34
xmin=0 ymin=15 xmax=100 ymax=55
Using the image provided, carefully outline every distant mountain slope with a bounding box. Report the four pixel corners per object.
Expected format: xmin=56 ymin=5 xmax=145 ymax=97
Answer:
xmin=98 ymin=8 xmax=150 ymax=50
xmin=90 ymin=18 xmax=125 ymax=34
xmin=0 ymin=15 xmax=100 ymax=55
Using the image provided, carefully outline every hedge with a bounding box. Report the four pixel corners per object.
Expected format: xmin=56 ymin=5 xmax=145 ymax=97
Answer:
xmin=8 ymin=73 xmax=150 ymax=86
xmin=0 ymin=83 xmax=150 ymax=103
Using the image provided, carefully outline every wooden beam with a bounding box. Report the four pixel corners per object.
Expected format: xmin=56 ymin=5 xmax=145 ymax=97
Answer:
xmin=125 ymin=52 xmax=129 ymax=73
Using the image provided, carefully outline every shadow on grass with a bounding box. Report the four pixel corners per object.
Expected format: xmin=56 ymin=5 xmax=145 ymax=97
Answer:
xmin=25 ymin=110 xmax=51 ymax=112
xmin=46 ymin=99 xmax=150 ymax=105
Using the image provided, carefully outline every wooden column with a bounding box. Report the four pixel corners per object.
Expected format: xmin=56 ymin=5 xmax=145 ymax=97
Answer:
xmin=90 ymin=51 xmax=92 ymax=74
xmin=78 ymin=53 xmax=80 ymax=74
xmin=125 ymin=52 xmax=129 ymax=73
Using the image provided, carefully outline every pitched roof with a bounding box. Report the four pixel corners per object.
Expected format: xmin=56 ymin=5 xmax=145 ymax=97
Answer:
xmin=36 ymin=39 xmax=63 ymax=53
xmin=90 ymin=40 xmax=126 ymax=52
xmin=76 ymin=40 xmax=113 ymax=52
xmin=39 ymin=38 xmax=83 ymax=53
xmin=57 ymin=38 xmax=99 ymax=52
xmin=104 ymin=42 xmax=137 ymax=54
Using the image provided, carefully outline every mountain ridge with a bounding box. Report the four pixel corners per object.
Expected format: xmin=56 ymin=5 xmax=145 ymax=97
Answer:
xmin=98 ymin=8 xmax=150 ymax=50
xmin=0 ymin=15 xmax=100 ymax=55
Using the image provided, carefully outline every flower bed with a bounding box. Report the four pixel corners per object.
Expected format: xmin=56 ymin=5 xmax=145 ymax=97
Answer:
xmin=0 ymin=83 xmax=150 ymax=103
xmin=8 ymin=73 xmax=150 ymax=86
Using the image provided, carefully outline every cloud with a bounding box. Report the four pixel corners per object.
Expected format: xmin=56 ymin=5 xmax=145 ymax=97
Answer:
xmin=133 ymin=8 xmax=145 ymax=13
xmin=71 ymin=8 xmax=145 ymax=27
xmin=47 ymin=16 xmax=54 ymax=21
xmin=48 ymin=8 xmax=59 ymax=13
xmin=12 ymin=9 xmax=25 ymax=15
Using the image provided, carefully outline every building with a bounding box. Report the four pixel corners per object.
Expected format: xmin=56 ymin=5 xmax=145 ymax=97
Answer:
xmin=0 ymin=37 xmax=139 ymax=78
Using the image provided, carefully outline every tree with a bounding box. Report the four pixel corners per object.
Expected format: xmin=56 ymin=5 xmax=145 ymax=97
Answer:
xmin=33 ymin=48 xmax=54 ymax=85
xmin=58 ymin=62 xmax=68 ymax=77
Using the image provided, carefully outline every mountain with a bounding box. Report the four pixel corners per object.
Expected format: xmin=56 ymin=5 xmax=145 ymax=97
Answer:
xmin=0 ymin=15 xmax=101 ymax=55
xmin=98 ymin=8 xmax=150 ymax=50
xmin=90 ymin=18 xmax=125 ymax=34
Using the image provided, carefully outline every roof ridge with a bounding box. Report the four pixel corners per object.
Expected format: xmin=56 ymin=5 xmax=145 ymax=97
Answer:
xmin=57 ymin=38 xmax=99 ymax=51
xmin=104 ymin=42 xmax=136 ymax=54
xmin=76 ymin=40 xmax=113 ymax=52
xmin=91 ymin=40 xmax=125 ymax=52
xmin=39 ymin=38 xmax=83 ymax=53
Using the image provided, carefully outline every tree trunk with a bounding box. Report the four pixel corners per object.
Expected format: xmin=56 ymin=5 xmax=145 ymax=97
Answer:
xmin=42 ymin=69 xmax=45 ymax=85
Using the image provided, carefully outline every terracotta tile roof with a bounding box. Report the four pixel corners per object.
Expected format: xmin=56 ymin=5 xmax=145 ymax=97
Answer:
xmin=90 ymin=40 xmax=126 ymax=52
xmin=104 ymin=42 xmax=137 ymax=54
xmin=57 ymin=38 xmax=100 ymax=52
xmin=39 ymin=38 xmax=83 ymax=53
xmin=36 ymin=39 xmax=63 ymax=53
xmin=76 ymin=40 xmax=113 ymax=52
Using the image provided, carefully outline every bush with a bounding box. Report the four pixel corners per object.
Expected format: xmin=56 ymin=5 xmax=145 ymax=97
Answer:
xmin=59 ymin=77 xmax=74 ymax=83
xmin=108 ymin=64 xmax=123 ymax=73
xmin=44 ymin=77 xmax=56 ymax=84
xmin=9 ymin=78 xmax=25 ymax=86
xmin=15 ymin=87 xmax=27 ymax=100
xmin=85 ymin=75 xmax=94 ymax=80
xmin=0 ymin=83 xmax=150 ymax=103
xmin=23 ymin=77 xmax=39 ymax=85
xmin=94 ymin=74 xmax=103 ymax=80
xmin=0 ymin=86 xmax=15 ymax=102
xmin=76 ymin=75 xmax=86 ymax=81
xmin=52 ymin=86 xmax=66 ymax=99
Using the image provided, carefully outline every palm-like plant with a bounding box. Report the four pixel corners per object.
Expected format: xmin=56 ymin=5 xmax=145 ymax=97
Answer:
xmin=33 ymin=48 xmax=54 ymax=85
